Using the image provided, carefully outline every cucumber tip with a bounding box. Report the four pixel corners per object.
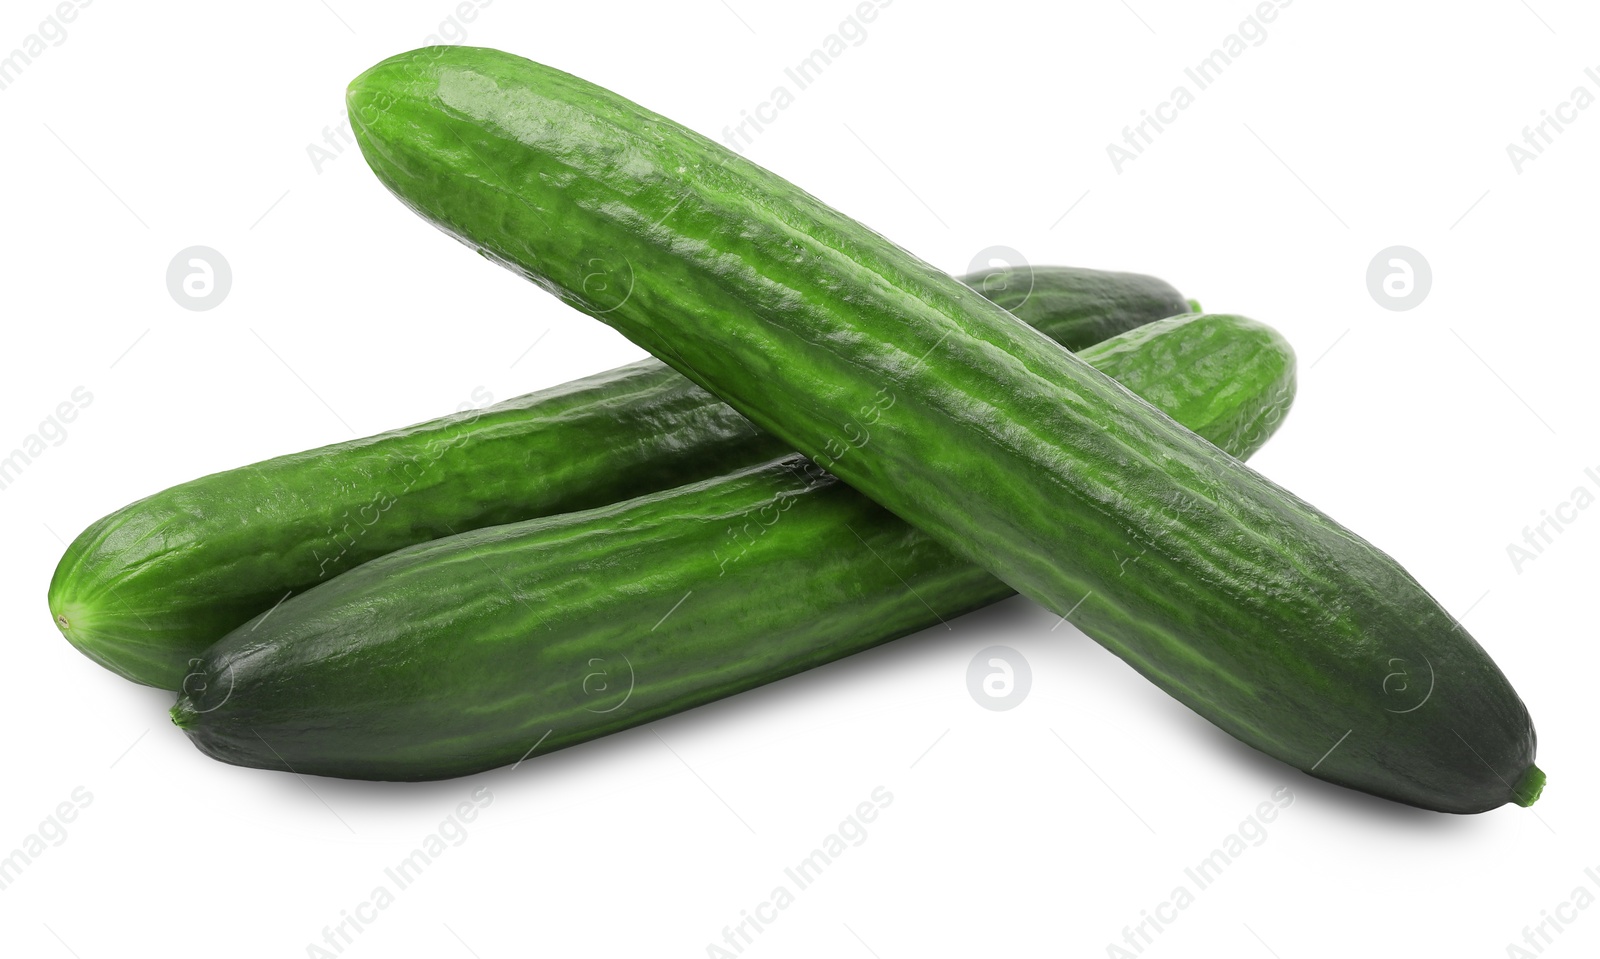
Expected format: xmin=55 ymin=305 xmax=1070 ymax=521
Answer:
xmin=170 ymin=698 xmax=198 ymax=731
xmin=1512 ymin=764 xmax=1546 ymax=807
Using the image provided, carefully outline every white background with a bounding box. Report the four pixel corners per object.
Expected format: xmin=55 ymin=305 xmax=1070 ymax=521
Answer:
xmin=2 ymin=1 xmax=1595 ymax=956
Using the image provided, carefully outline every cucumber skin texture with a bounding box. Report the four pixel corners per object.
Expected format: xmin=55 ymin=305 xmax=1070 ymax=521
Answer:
xmin=346 ymin=47 xmax=1539 ymax=811
xmin=174 ymin=313 xmax=1296 ymax=781
xmin=48 ymin=266 xmax=1180 ymax=691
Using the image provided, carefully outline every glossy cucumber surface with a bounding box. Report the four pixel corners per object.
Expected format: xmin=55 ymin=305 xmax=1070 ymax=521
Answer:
xmin=49 ymin=264 xmax=1185 ymax=690
xmin=345 ymin=46 xmax=1540 ymax=811
xmin=174 ymin=313 xmax=1296 ymax=781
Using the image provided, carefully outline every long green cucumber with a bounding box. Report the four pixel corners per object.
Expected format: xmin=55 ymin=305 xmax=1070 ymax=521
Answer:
xmin=173 ymin=313 xmax=1296 ymax=781
xmin=345 ymin=46 xmax=1541 ymax=811
xmin=48 ymin=265 xmax=1186 ymax=690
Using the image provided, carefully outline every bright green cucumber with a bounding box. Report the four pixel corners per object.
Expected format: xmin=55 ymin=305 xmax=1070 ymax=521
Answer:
xmin=49 ymin=265 xmax=1186 ymax=690
xmin=173 ymin=313 xmax=1296 ymax=781
xmin=346 ymin=46 xmax=1541 ymax=811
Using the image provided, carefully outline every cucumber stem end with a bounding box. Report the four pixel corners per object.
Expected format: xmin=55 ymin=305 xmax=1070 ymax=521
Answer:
xmin=170 ymin=698 xmax=198 ymax=731
xmin=1512 ymin=764 xmax=1546 ymax=808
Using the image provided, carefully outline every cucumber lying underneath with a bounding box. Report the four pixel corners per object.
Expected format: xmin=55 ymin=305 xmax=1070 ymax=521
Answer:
xmin=50 ymin=265 xmax=1189 ymax=690
xmin=173 ymin=313 xmax=1296 ymax=781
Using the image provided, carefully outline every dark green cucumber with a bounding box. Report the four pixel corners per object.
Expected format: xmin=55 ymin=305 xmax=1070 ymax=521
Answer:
xmin=961 ymin=264 xmax=1193 ymax=354
xmin=960 ymin=264 xmax=1191 ymax=351
xmin=173 ymin=313 xmax=1296 ymax=781
xmin=49 ymin=265 xmax=1186 ymax=690
xmin=346 ymin=46 xmax=1541 ymax=811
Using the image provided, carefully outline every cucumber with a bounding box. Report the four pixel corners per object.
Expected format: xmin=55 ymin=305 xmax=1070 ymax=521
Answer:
xmin=960 ymin=264 xmax=1192 ymax=352
xmin=345 ymin=46 xmax=1541 ymax=811
xmin=173 ymin=313 xmax=1297 ymax=781
xmin=962 ymin=264 xmax=1194 ymax=354
xmin=49 ymin=265 xmax=1186 ymax=690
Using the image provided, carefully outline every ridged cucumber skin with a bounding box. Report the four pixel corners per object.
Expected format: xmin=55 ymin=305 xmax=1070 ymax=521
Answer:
xmin=48 ymin=267 xmax=1182 ymax=691
xmin=173 ymin=313 xmax=1296 ymax=781
xmin=1067 ymin=314 xmax=1294 ymax=461
xmin=346 ymin=47 xmax=1539 ymax=811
